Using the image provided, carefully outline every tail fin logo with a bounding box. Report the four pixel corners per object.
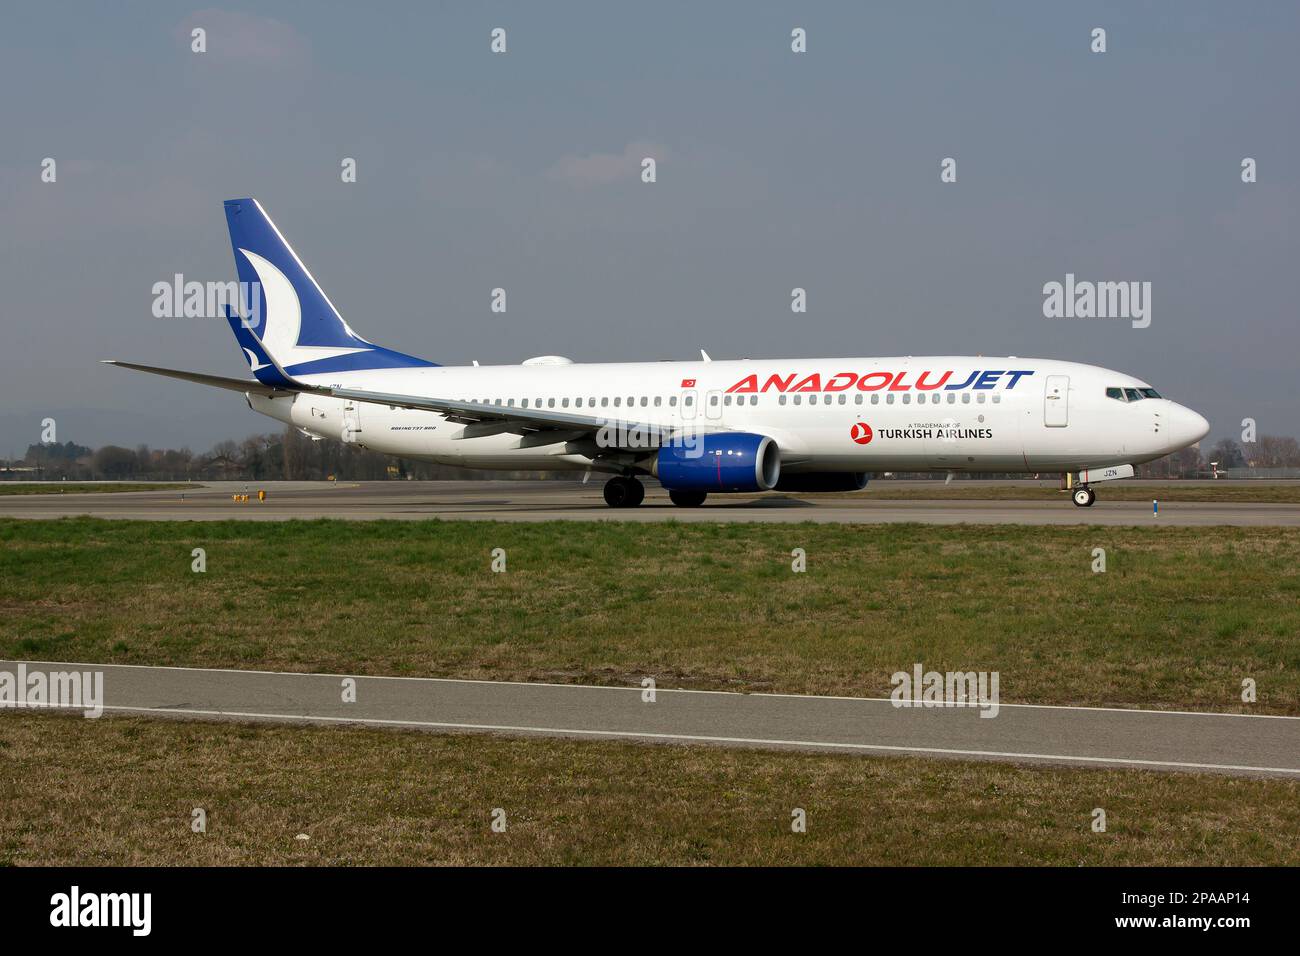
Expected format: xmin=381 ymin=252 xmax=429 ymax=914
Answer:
xmin=241 ymin=347 xmax=270 ymax=372
xmin=237 ymin=248 xmax=372 ymax=369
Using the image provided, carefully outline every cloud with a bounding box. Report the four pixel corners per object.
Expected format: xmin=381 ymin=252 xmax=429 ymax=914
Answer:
xmin=547 ymin=141 xmax=669 ymax=187
xmin=177 ymin=9 xmax=311 ymax=69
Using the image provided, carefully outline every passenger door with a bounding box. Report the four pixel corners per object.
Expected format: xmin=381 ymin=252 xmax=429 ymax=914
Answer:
xmin=1044 ymin=375 xmax=1069 ymax=427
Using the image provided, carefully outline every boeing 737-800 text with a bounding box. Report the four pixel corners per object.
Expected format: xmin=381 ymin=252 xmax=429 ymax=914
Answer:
xmin=107 ymin=199 xmax=1210 ymax=508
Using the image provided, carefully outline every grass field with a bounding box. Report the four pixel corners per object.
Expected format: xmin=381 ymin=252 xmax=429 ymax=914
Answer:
xmin=1 ymin=710 xmax=1295 ymax=866
xmin=843 ymin=483 xmax=1300 ymax=503
xmin=0 ymin=483 xmax=194 ymax=495
xmin=2 ymin=518 xmax=1297 ymax=713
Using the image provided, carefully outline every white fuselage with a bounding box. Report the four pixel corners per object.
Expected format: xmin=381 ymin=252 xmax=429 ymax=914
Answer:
xmin=245 ymin=356 xmax=1209 ymax=478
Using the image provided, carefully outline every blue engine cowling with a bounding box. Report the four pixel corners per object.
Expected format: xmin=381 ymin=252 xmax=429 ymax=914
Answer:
xmin=655 ymin=433 xmax=781 ymax=492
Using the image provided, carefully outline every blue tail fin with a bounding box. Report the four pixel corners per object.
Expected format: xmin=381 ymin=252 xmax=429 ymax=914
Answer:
xmin=223 ymin=198 xmax=436 ymax=377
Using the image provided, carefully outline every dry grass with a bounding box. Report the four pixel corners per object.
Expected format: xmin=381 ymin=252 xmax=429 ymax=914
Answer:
xmin=2 ymin=710 xmax=1296 ymax=866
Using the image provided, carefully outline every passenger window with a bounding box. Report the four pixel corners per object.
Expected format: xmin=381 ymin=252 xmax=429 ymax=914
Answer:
xmin=946 ymin=393 xmax=955 ymax=403
xmin=977 ymin=394 xmax=985 ymax=404
xmin=685 ymin=396 xmax=693 ymax=406
xmin=779 ymin=395 xmax=787 ymax=406
xmin=808 ymin=395 xmax=817 ymax=405
xmin=654 ymin=396 xmax=661 ymax=407
xmin=887 ymin=394 xmax=895 ymax=404
xmin=614 ymin=397 xmax=621 ymax=407
xmin=669 ymin=396 xmax=677 ymax=406
xmin=961 ymin=393 xmax=970 ymax=404
xmin=548 ymin=398 xmax=555 ymax=408
xmin=992 ymin=395 xmax=1001 ymax=404
xmin=640 ymin=397 xmax=648 ymax=407
xmin=575 ymin=398 xmax=582 ymax=407
xmin=709 ymin=395 xmax=718 ymax=406
xmin=562 ymin=398 xmax=570 ymax=407
xmin=838 ymin=394 xmax=846 ymax=405
xmin=724 ymin=395 xmax=732 ymax=406
xmin=902 ymin=394 xmax=911 ymax=404
xmin=793 ymin=395 xmax=802 ymax=405
xmin=522 ymin=399 xmax=529 ymax=408
xmin=601 ymin=397 xmax=609 ymax=407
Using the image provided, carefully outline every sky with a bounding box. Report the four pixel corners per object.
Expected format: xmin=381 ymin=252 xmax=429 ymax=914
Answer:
xmin=2 ymin=1 xmax=1297 ymax=456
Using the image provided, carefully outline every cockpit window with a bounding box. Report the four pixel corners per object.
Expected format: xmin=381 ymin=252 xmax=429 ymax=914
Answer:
xmin=1139 ymin=388 xmax=1161 ymax=399
xmin=1106 ymin=387 xmax=1124 ymax=400
xmin=1123 ymin=388 xmax=1144 ymax=402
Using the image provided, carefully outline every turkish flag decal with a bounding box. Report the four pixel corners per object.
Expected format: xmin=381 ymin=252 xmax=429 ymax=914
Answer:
xmin=680 ymin=378 xmax=696 ymax=388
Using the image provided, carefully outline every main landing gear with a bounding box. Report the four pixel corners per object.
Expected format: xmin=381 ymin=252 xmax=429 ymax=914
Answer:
xmin=1072 ymin=486 xmax=1096 ymax=507
xmin=603 ymin=476 xmax=645 ymax=508
xmin=601 ymin=477 xmax=709 ymax=508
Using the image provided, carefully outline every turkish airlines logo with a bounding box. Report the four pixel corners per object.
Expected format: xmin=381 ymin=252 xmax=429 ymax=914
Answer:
xmin=850 ymin=422 xmax=873 ymax=445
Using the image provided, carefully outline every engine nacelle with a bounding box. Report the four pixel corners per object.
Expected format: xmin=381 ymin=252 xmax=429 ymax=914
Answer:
xmin=774 ymin=472 xmax=870 ymax=493
xmin=655 ymin=433 xmax=781 ymax=492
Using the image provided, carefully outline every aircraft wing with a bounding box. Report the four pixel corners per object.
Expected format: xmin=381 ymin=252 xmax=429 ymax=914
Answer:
xmin=103 ymin=360 xmax=696 ymax=451
xmin=325 ymin=384 xmax=687 ymax=448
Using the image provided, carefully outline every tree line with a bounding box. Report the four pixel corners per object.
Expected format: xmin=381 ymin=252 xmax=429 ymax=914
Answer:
xmin=4 ymin=430 xmax=1298 ymax=482
xmin=7 ymin=428 xmax=553 ymax=481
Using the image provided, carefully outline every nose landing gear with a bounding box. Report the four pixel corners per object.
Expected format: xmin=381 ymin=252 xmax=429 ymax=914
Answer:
xmin=1072 ymin=486 xmax=1096 ymax=507
xmin=603 ymin=476 xmax=645 ymax=508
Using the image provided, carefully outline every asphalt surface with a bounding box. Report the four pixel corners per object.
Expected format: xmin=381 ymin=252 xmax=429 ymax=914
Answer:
xmin=2 ymin=479 xmax=1298 ymax=525
xmin=5 ymin=660 xmax=1297 ymax=777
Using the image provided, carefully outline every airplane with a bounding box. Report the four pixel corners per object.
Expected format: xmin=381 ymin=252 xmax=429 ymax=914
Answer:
xmin=106 ymin=198 xmax=1210 ymax=509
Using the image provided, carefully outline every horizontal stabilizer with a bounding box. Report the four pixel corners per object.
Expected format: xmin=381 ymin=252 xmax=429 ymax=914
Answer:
xmin=101 ymin=360 xmax=297 ymax=397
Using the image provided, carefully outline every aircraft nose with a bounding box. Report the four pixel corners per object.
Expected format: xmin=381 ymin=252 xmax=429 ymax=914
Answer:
xmin=1167 ymin=403 xmax=1210 ymax=448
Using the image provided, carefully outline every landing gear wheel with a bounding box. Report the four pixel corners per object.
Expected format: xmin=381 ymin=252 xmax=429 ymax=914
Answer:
xmin=1072 ymin=487 xmax=1096 ymax=507
xmin=603 ymin=476 xmax=644 ymax=508
xmin=669 ymin=489 xmax=708 ymax=507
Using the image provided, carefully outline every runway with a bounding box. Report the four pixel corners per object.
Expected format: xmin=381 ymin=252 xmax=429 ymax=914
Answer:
xmin=2 ymin=479 xmax=1298 ymax=525
xmin=5 ymin=660 xmax=1298 ymax=777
